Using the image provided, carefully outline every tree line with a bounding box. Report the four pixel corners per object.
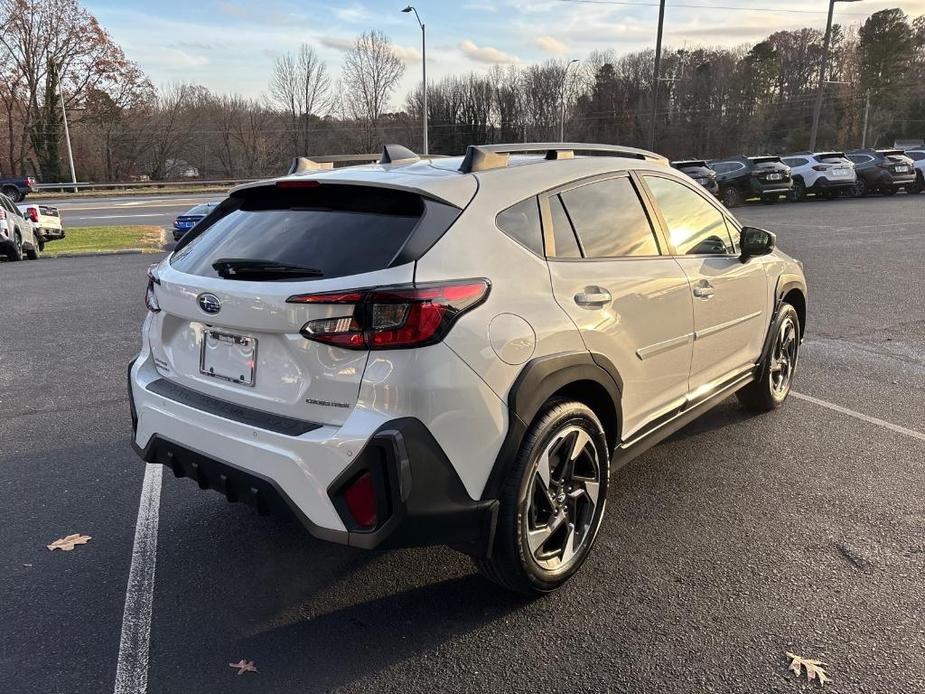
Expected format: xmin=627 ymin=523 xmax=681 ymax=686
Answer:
xmin=0 ymin=0 xmax=923 ymax=182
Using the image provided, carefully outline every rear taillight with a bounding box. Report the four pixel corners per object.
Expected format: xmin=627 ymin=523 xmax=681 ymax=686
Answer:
xmin=288 ymin=279 xmax=490 ymax=350
xmin=145 ymin=264 xmax=161 ymax=313
xmin=812 ymin=165 xmax=828 ymax=172
xmin=26 ymin=177 xmax=35 ymax=187
xmin=0 ymin=209 xmax=6 ymax=221
xmin=28 ymin=208 xmax=39 ymax=222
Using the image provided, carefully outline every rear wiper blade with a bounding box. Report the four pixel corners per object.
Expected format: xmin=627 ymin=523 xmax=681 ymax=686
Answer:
xmin=212 ymin=258 xmax=324 ymax=279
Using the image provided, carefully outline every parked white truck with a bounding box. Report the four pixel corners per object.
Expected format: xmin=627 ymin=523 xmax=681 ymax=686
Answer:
xmin=18 ymin=203 xmax=64 ymax=250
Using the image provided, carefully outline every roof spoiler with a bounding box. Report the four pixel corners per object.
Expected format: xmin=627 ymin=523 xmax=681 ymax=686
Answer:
xmin=379 ymin=144 xmax=420 ymax=165
xmin=459 ymin=142 xmax=667 ymax=173
xmin=287 ymin=157 xmax=334 ymax=175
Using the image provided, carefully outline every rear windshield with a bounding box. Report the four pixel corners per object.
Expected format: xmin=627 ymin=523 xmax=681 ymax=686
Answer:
xmin=815 ymin=154 xmax=847 ymax=163
xmin=750 ymin=156 xmax=782 ymax=165
xmin=185 ymin=204 xmax=216 ymax=216
xmin=170 ymin=185 xmax=426 ymax=280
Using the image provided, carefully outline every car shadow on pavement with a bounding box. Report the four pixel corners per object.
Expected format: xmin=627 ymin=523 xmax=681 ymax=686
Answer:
xmin=150 ymin=484 xmax=525 ymax=693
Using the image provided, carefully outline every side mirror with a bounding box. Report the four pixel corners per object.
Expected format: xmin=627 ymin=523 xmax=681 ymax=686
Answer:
xmin=739 ymin=226 xmax=776 ymax=262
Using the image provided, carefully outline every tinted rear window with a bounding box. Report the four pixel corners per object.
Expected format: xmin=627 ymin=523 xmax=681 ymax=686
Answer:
xmin=171 ymin=185 xmax=427 ymax=280
xmin=496 ymin=197 xmax=543 ymax=256
xmin=186 ymin=204 xmax=216 ymax=216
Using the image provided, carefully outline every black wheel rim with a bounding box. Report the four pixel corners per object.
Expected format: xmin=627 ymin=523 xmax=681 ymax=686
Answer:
xmin=525 ymin=425 xmax=602 ymax=571
xmin=770 ymin=317 xmax=798 ymax=397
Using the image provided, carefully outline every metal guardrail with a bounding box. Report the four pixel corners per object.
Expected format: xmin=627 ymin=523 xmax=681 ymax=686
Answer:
xmin=32 ymin=152 xmax=447 ymax=192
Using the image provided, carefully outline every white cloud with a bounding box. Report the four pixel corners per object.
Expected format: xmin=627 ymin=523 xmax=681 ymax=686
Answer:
xmin=392 ymin=45 xmax=422 ymax=63
xmin=318 ymin=36 xmax=355 ymax=51
xmin=535 ymin=35 xmax=569 ymax=55
xmin=335 ymin=4 xmax=371 ymax=23
xmin=459 ymin=40 xmax=519 ymax=64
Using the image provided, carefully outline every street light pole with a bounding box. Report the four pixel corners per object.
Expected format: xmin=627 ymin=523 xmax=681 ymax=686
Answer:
xmin=809 ymin=0 xmax=862 ymax=152
xmin=402 ymin=6 xmax=428 ymax=155
xmin=648 ymin=0 xmax=666 ymax=151
xmin=60 ymin=90 xmax=77 ymax=193
xmin=861 ymin=88 xmax=871 ymax=148
xmin=560 ymin=59 xmax=579 ymax=142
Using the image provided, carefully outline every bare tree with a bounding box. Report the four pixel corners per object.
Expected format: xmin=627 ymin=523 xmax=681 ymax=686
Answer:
xmin=269 ymin=44 xmax=330 ymax=155
xmin=342 ymin=30 xmax=405 ymax=149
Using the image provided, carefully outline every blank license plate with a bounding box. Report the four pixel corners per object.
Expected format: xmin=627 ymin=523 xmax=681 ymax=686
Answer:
xmin=766 ymin=173 xmax=782 ymax=180
xmin=200 ymin=330 xmax=257 ymax=386
xmin=833 ymin=168 xmax=849 ymax=176
xmin=895 ymin=165 xmax=909 ymax=172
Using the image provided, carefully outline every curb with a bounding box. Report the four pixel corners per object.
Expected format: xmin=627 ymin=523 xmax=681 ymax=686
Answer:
xmin=40 ymin=248 xmax=167 ymax=259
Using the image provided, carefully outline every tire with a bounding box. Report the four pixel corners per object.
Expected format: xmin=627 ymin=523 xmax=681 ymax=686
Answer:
xmin=25 ymin=243 xmax=38 ymax=260
xmin=736 ymin=303 xmax=800 ymax=413
xmin=475 ymin=400 xmax=610 ymax=595
xmin=1 ymin=185 xmax=21 ymax=203
xmin=910 ymin=175 xmax=924 ymax=194
xmin=6 ymin=232 xmax=23 ymax=261
xmin=38 ymin=238 xmax=45 ymax=252
xmin=787 ymin=180 xmax=806 ymax=202
xmin=851 ymin=178 xmax=867 ymax=197
xmin=761 ymin=195 xmax=778 ymax=205
xmin=882 ymin=186 xmax=896 ymax=196
xmin=722 ymin=186 xmax=742 ymax=208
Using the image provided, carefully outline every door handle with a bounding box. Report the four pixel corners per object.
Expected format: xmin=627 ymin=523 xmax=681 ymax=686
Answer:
xmin=574 ymin=288 xmax=612 ymax=308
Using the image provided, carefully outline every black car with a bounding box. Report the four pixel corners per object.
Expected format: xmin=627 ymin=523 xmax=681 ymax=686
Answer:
xmin=670 ymin=160 xmax=719 ymax=196
xmin=172 ymin=202 xmax=219 ymax=240
xmin=708 ymin=155 xmax=792 ymax=208
xmin=846 ymin=149 xmax=917 ymax=196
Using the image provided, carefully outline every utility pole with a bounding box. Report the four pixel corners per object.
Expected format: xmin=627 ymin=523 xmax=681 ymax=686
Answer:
xmin=861 ymin=89 xmax=871 ymax=148
xmin=648 ymin=0 xmax=666 ymax=151
xmin=60 ymin=90 xmax=78 ymax=192
xmin=560 ymin=59 xmax=579 ymax=142
xmin=809 ymin=0 xmax=863 ymax=152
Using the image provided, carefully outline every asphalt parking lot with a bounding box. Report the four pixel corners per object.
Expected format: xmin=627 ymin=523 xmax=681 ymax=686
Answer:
xmin=1 ymin=194 xmax=923 ymax=693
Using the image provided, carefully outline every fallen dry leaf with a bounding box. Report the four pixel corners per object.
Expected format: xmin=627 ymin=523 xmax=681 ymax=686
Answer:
xmin=229 ymin=659 xmax=257 ymax=676
xmin=47 ymin=534 xmax=92 ymax=551
xmin=787 ymin=652 xmax=831 ymax=687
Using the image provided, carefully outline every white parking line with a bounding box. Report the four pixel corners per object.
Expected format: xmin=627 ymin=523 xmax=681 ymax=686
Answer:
xmin=113 ymin=463 xmax=163 ymax=694
xmin=793 ymin=391 xmax=925 ymax=442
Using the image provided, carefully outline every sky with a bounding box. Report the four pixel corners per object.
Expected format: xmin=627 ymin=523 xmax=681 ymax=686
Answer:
xmin=84 ymin=0 xmax=925 ymax=108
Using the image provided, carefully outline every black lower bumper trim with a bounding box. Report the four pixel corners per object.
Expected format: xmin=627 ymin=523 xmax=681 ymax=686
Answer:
xmin=146 ymin=377 xmax=322 ymax=436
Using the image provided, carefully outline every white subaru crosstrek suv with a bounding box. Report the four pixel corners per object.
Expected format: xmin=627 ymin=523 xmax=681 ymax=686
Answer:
xmin=129 ymin=143 xmax=807 ymax=594
xmin=781 ymin=151 xmax=857 ymax=201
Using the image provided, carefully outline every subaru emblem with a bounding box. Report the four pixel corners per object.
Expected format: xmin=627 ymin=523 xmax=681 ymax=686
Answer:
xmin=197 ymin=293 xmax=222 ymax=315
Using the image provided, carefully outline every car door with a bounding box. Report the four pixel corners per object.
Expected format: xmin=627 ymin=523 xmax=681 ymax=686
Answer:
xmin=542 ymin=173 xmax=695 ymax=440
xmin=639 ymin=172 xmax=770 ymax=397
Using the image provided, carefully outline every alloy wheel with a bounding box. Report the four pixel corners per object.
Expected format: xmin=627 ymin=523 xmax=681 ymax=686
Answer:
xmin=524 ymin=425 xmax=602 ymax=572
xmin=770 ymin=317 xmax=798 ymax=397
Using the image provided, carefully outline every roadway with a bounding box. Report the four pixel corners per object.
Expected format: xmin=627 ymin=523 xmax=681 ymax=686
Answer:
xmin=30 ymin=192 xmax=222 ymax=227
xmin=1 ymin=194 xmax=923 ymax=693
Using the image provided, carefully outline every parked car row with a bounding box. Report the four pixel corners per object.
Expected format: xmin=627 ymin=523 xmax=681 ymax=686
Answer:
xmin=672 ymin=147 xmax=923 ymax=207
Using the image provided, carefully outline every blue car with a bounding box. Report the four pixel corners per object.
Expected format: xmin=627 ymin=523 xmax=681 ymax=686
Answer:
xmin=172 ymin=202 xmax=219 ymax=240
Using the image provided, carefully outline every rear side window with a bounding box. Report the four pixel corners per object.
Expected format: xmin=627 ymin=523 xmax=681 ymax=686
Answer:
xmin=496 ymin=197 xmax=543 ymax=256
xmin=783 ymin=157 xmax=807 ymax=167
xmin=548 ymin=195 xmax=581 ymax=258
xmin=559 ymin=177 xmax=659 ymax=258
xmin=171 ymin=185 xmax=438 ymax=280
xmin=908 ymin=151 xmax=925 ymax=161
xmin=848 ymin=154 xmax=870 ymax=164
xmin=644 ymin=175 xmax=732 ymax=255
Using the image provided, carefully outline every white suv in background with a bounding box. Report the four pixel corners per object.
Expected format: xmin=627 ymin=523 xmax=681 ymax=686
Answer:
xmin=129 ymin=143 xmax=808 ymax=594
xmin=0 ymin=192 xmax=39 ymax=261
xmin=781 ymin=151 xmax=856 ymax=201
xmin=905 ymin=148 xmax=925 ymax=194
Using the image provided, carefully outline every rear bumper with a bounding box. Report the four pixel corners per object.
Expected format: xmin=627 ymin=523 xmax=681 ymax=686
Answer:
xmin=750 ymin=181 xmax=791 ymax=195
xmin=128 ymin=351 xmax=499 ymax=556
xmin=38 ymin=228 xmax=65 ymax=240
xmin=808 ymin=176 xmax=855 ymax=190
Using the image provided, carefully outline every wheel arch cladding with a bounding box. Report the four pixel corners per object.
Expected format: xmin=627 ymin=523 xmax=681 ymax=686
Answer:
xmin=777 ymin=278 xmax=807 ymax=337
xmin=481 ymin=351 xmax=622 ymax=502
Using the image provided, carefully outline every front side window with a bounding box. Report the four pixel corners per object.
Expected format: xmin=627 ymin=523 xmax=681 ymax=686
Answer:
xmin=644 ymin=175 xmax=733 ymax=256
xmin=496 ymin=197 xmax=543 ymax=256
xmin=559 ymin=177 xmax=659 ymax=258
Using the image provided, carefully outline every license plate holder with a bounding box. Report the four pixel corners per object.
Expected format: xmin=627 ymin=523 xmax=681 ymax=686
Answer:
xmin=895 ymin=165 xmax=909 ymax=173
xmin=766 ymin=173 xmax=782 ymax=181
xmin=833 ymin=168 xmax=849 ymax=176
xmin=200 ymin=330 xmax=257 ymax=386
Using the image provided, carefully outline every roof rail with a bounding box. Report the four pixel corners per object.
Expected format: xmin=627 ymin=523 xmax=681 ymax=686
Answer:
xmin=379 ymin=144 xmax=420 ymax=165
xmin=287 ymin=157 xmax=334 ymax=174
xmin=459 ymin=142 xmax=667 ymax=173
